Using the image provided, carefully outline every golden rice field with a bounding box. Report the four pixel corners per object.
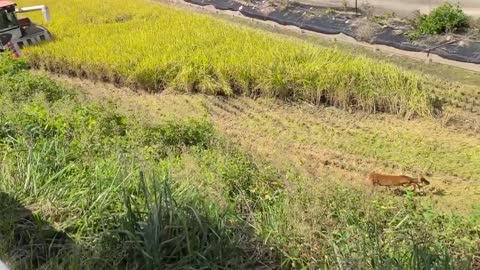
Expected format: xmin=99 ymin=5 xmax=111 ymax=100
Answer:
xmin=18 ymin=0 xmax=433 ymax=116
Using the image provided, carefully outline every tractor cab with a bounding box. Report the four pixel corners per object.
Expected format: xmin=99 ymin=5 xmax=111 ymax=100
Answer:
xmin=0 ymin=1 xmax=21 ymax=41
xmin=0 ymin=1 xmax=51 ymax=55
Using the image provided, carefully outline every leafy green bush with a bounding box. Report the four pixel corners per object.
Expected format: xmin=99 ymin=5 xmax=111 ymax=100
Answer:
xmin=0 ymin=52 xmax=29 ymax=75
xmin=414 ymin=2 xmax=469 ymax=35
xmin=144 ymin=118 xmax=215 ymax=149
xmin=0 ymin=72 xmax=68 ymax=102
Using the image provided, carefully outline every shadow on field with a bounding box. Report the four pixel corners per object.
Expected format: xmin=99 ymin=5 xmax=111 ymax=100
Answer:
xmin=0 ymin=188 xmax=282 ymax=270
xmin=0 ymin=192 xmax=71 ymax=270
xmin=115 ymin=175 xmax=283 ymax=270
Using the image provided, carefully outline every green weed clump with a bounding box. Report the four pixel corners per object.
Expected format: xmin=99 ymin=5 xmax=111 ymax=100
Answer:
xmin=413 ymin=2 xmax=469 ymax=35
xmin=0 ymin=52 xmax=29 ymax=76
xmin=118 ymin=174 xmax=259 ymax=270
xmin=0 ymin=60 xmax=478 ymax=269
xmin=17 ymin=0 xmax=434 ymax=116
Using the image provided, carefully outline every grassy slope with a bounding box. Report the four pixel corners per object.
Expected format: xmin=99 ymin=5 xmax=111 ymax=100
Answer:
xmin=1 ymin=58 xmax=479 ymax=269
xmin=17 ymin=0 xmax=434 ymax=116
xmin=0 ymin=57 xmax=275 ymax=269
xmin=2 ymin=0 xmax=478 ymax=268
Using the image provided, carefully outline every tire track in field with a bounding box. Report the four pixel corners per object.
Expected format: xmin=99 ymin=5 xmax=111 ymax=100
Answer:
xmin=207 ymin=97 xmax=396 ymax=180
xmin=213 ymin=99 xmax=391 ymax=169
xmin=207 ymin=98 xmax=409 ymax=192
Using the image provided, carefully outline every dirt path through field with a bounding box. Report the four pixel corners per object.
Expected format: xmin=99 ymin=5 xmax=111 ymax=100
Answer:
xmin=47 ymin=73 xmax=480 ymax=215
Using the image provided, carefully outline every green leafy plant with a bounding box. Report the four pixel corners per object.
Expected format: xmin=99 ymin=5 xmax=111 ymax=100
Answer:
xmin=325 ymin=8 xmax=337 ymax=15
xmin=413 ymin=2 xmax=469 ymax=35
xmin=0 ymin=52 xmax=29 ymax=75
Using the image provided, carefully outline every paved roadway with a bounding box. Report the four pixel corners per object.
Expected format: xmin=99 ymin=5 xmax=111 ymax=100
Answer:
xmin=299 ymin=0 xmax=480 ymax=17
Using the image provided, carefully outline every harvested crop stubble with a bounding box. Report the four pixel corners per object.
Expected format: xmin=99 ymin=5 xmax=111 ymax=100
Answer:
xmin=19 ymin=0 xmax=432 ymax=116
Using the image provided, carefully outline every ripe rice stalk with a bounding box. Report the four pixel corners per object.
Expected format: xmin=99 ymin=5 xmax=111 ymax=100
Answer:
xmin=18 ymin=0 xmax=433 ymax=116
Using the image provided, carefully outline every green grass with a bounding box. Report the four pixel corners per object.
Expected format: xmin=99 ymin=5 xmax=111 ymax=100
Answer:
xmin=1 ymin=55 xmax=479 ymax=269
xmin=17 ymin=0 xmax=435 ymax=116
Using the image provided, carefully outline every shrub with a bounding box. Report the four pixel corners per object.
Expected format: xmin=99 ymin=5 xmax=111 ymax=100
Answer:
xmin=0 ymin=52 xmax=29 ymax=75
xmin=414 ymin=2 xmax=469 ymax=35
xmin=144 ymin=118 xmax=215 ymax=149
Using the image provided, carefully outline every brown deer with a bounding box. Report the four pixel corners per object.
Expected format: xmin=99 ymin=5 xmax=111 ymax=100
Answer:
xmin=365 ymin=172 xmax=430 ymax=190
